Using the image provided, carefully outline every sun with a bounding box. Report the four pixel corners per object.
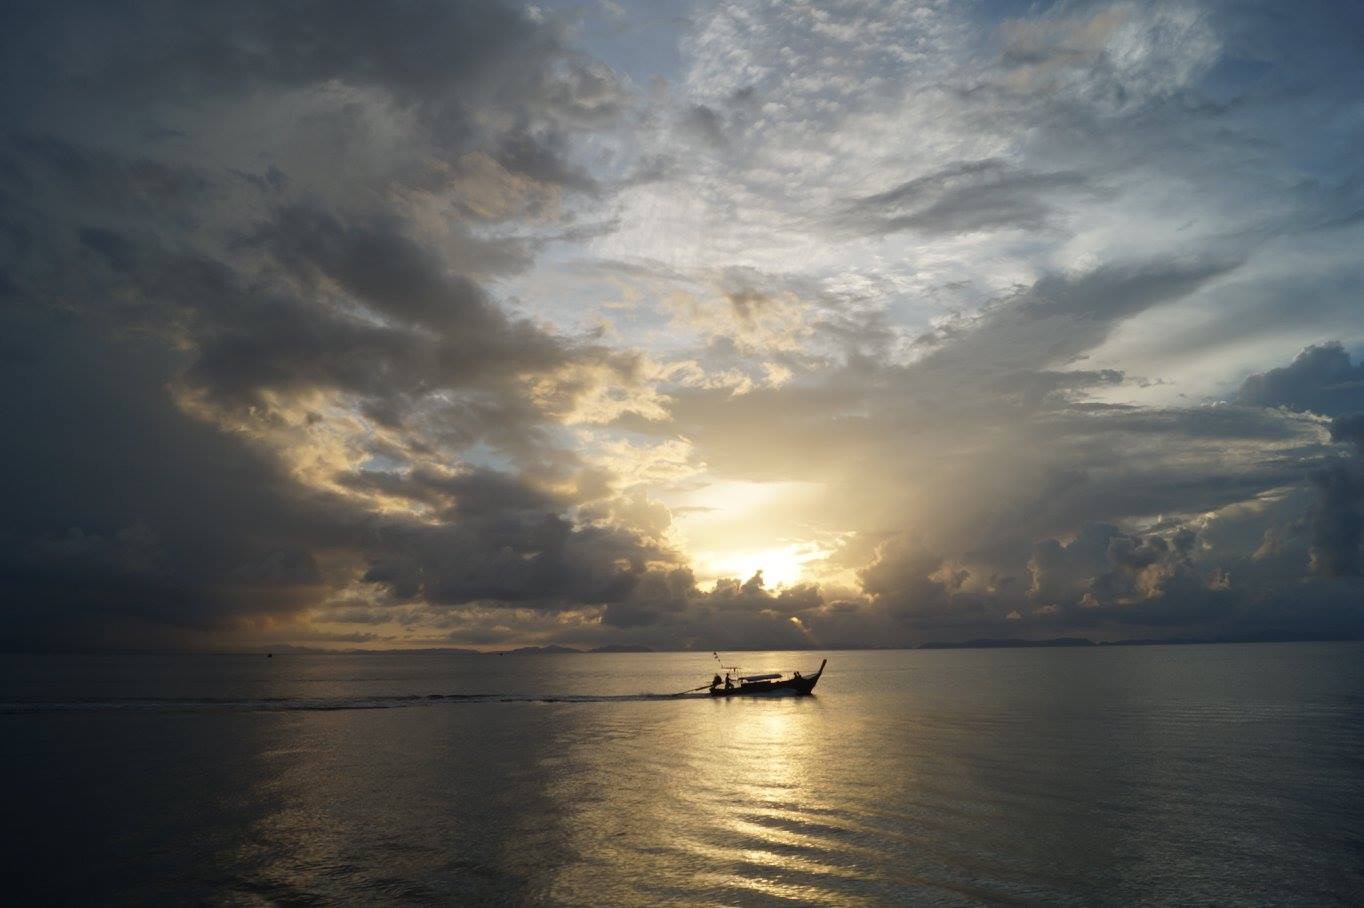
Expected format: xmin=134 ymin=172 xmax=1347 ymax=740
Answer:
xmin=702 ymin=545 xmax=813 ymax=588
xmin=661 ymin=479 xmax=835 ymax=587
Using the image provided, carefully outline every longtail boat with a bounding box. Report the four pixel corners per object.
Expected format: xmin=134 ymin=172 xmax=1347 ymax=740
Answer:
xmin=707 ymin=658 xmax=826 ymax=697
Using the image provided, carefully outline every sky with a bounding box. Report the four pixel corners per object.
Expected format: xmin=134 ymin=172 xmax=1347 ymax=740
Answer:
xmin=2 ymin=0 xmax=1363 ymax=651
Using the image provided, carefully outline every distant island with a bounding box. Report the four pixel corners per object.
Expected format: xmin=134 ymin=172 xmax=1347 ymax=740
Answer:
xmin=240 ymin=636 xmax=1356 ymax=656
xmin=911 ymin=635 xmax=1343 ymax=649
xmin=500 ymin=644 xmax=654 ymax=655
xmin=241 ymin=644 xmax=656 ymax=656
xmin=917 ymin=637 xmax=1096 ymax=650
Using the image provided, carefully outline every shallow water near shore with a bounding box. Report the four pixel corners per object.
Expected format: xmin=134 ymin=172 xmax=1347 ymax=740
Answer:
xmin=4 ymin=643 xmax=1363 ymax=905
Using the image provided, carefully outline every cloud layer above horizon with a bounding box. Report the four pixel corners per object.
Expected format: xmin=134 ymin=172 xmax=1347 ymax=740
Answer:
xmin=3 ymin=0 xmax=1363 ymax=650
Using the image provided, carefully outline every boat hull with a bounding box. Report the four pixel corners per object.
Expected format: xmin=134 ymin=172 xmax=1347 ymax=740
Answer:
xmin=709 ymin=660 xmax=825 ymax=697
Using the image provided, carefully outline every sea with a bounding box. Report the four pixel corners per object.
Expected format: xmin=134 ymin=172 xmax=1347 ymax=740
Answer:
xmin=3 ymin=643 xmax=1362 ymax=905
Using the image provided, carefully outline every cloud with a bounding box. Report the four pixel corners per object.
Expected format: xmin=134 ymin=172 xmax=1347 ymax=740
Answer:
xmin=0 ymin=0 xmax=665 ymax=651
xmin=1307 ymin=462 xmax=1364 ymax=577
xmin=1236 ymin=343 xmax=1364 ymax=417
xmin=994 ymin=3 xmax=1219 ymax=106
xmin=1028 ymin=523 xmax=1206 ymax=613
xmin=0 ymin=306 xmax=344 ymax=649
xmin=4 ymin=0 xmax=1364 ymax=650
xmin=678 ymin=104 xmax=728 ymax=148
xmin=845 ymin=159 xmax=1101 ymax=236
xmin=599 ymin=566 xmax=825 ymax=650
xmin=1236 ymin=343 xmax=1364 ymax=579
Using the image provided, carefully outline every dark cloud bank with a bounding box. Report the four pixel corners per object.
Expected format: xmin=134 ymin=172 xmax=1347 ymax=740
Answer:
xmin=0 ymin=0 xmax=655 ymax=649
xmin=2 ymin=0 xmax=1363 ymax=650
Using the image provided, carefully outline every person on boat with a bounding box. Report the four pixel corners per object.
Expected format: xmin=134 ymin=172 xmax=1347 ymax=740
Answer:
xmin=793 ymin=671 xmax=801 ymax=680
xmin=724 ymin=673 xmax=734 ymax=690
xmin=710 ymin=673 xmax=722 ymax=692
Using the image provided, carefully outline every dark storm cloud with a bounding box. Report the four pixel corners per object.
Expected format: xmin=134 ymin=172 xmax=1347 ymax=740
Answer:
xmin=1307 ymin=462 xmax=1364 ymax=577
xmin=857 ymin=538 xmax=959 ymax=620
xmin=61 ymin=208 xmax=564 ymax=436
xmin=0 ymin=0 xmax=663 ymax=650
xmin=3 ymin=243 xmax=663 ymax=644
xmin=1330 ymin=414 xmax=1364 ymax=451
xmin=1026 ymin=523 xmax=1206 ymax=614
xmin=1236 ymin=343 xmax=1364 ymax=417
xmin=339 ymin=466 xmax=658 ymax=609
xmin=2 ymin=0 xmax=556 ymax=140
xmin=1024 ymin=337 xmax=1364 ymax=634
xmin=1236 ymin=343 xmax=1364 ymax=579
xmin=362 ymin=515 xmax=652 ymax=608
xmin=261 ymin=203 xmax=533 ymax=296
xmin=0 ymin=137 xmax=217 ymax=252
xmin=596 ymin=567 xmax=825 ymax=651
xmin=0 ymin=306 xmax=347 ymax=650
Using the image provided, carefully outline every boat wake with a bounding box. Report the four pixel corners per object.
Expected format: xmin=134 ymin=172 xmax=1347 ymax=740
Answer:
xmin=1 ymin=691 xmax=717 ymax=714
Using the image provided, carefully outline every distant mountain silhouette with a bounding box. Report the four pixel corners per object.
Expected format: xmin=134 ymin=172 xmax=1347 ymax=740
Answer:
xmin=246 ymin=645 xmax=483 ymax=655
xmin=917 ymin=637 xmax=1096 ymax=649
xmin=502 ymin=645 xmax=582 ymax=655
xmin=497 ymin=644 xmax=653 ymax=654
xmin=914 ymin=634 xmax=1356 ymax=650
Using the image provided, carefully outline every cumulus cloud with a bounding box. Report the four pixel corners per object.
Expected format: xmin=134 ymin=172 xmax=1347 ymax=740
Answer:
xmin=1235 ymin=343 xmax=1364 ymax=580
xmin=1236 ymin=343 xmax=1364 ymax=417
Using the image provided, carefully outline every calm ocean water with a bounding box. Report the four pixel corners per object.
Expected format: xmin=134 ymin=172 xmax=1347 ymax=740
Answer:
xmin=3 ymin=644 xmax=1362 ymax=905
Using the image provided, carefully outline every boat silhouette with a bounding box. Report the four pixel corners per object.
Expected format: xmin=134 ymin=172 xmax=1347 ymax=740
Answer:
xmin=707 ymin=658 xmax=826 ymax=697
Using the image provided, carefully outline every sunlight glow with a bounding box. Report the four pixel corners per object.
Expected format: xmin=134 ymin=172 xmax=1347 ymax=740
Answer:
xmin=694 ymin=543 xmax=822 ymax=588
xmin=663 ymin=480 xmax=834 ymax=586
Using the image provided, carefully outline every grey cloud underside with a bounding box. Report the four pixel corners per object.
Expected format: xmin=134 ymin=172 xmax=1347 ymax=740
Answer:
xmin=1 ymin=307 xmax=334 ymax=649
xmin=2 ymin=0 xmax=587 ymax=140
xmin=844 ymin=159 xmax=1103 ymax=236
xmin=1236 ymin=343 xmax=1364 ymax=418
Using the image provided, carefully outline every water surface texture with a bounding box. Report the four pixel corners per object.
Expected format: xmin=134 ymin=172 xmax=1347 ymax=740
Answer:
xmin=4 ymin=644 xmax=1363 ymax=905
